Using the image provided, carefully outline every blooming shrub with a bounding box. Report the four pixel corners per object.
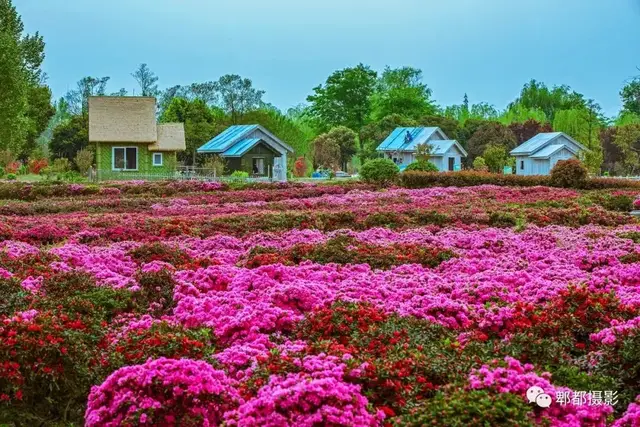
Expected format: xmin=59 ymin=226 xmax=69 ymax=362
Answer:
xmin=1 ymin=181 xmax=640 ymax=424
xmin=85 ymin=358 xmax=240 ymax=426
xmin=228 ymin=372 xmax=381 ymax=426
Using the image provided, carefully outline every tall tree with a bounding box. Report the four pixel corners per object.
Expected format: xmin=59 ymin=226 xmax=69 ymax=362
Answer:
xmin=64 ymin=76 xmax=110 ymax=115
xmin=0 ymin=0 xmax=49 ymax=153
xmin=620 ymin=78 xmax=640 ymax=116
xmin=312 ymin=133 xmax=342 ymax=170
xmin=600 ymin=127 xmax=624 ymax=175
xmin=21 ymin=84 xmax=54 ymax=158
xmin=160 ymin=98 xmax=224 ymax=165
xmin=444 ymin=95 xmax=498 ymax=124
xmin=466 ymin=122 xmax=517 ymax=165
xmin=36 ymin=98 xmax=70 ymax=157
xmin=131 ymin=63 xmax=159 ymax=97
xmin=509 ymin=79 xmax=586 ymax=122
xmin=49 ymin=114 xmax=88 ymax=160
xmin=307 ymin=64 xmax=377 ymax=132
xmin=370 ymin=66 xmax=436 ymax=120
xmin=552 ymin=101 xmax=605 ymax=150
xmin=612 ymin=124 xmax=640 ymax=175
xmin=508 ymin=119 xmax=553 ymax=144
xmin=420 ymin=115 xmax=459 ymax=139
xmin=213 ymin=74 xmax=265 ymax=123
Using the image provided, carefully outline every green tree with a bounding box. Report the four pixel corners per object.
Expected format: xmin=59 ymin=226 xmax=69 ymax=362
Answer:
xmin=454 ymin=118 xmax=487 ymax=152
xmin=358 ymin=114 xmax=417 ymax=162
xmin=612 ymin=124 xmax=640 ymax=175
xmin=49 ymin=114 xmax=88 ymax=160
xmin=160 ymin=98 xmax=224 ymax=165
xmin=466 ymin=122 xmax=517 ymax=165
xmin=36 ymin=98 xmax=71 ymax=157
xmin=483 ymin=144 xmax=508 ymax=173
xmin=370 ymin=66 xmax=436 ymax=120
xmin=620 ymin=78 xmax=640 ymax=116
xmin=552 ymin=101 xmax=605 ymax=150
xmin=131 ymin=63 xmax=159 ymax=97
xmin=0 ymin=28 xmax=27 ymax=152
xmin=444 ymin=95 xmax=498 ymax=125
xmin=311 ymin=126 xmax=357 ymax=171
xmin=498 ymin=104 xmax=548 ymax=125
xmin=419 ymin=115 xmax=459 ymax=139
xmin=21 ymin=84 xmax=54 ymax=159
xmin=312 ymin=133 xmax=341 ymax=170
xmin=213 ymin=74 xmax=265 ymax=123
xmin=0 ymin=0 xmax=48 ymax=153
xmin=509 ymin=79 xmax=586 ymax=122
xmin=307 ymin=63 xmax=377 ymax=132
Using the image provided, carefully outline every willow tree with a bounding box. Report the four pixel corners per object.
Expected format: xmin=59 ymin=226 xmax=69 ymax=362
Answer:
xmin=498 ymin=104 xmax=548 ymax=125
xmin=612 ymin=124 xmax=640 ymax=175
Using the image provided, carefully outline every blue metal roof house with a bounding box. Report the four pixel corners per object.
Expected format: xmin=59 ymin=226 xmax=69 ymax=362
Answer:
xmin=376 ymin=127 xmax=467 ymax=172
xmin=197 ymin=125 xmax=293 ymax=181
xmin=510 ymin=132 xmax=587 ymax=176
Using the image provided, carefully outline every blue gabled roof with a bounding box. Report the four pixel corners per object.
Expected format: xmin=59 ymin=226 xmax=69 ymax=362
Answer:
xmin=221 ymin=138 xmax=262 ymax=157
xmin=510 ymin=132 xmax=563 ymax=156
xmin=197 ymin=125 xmax=258 ymax=153
xmin=377 ymin=127 xmax=440 ymax=152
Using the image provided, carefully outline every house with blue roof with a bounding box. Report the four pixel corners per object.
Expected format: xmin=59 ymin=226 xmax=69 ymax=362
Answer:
xmin=197 ymin=125 xmax=293 ymax=181
xmin=510 ymin=132 xmax=587 ymax=176
xmin=376 ymin=127 xmax=467 ymax=172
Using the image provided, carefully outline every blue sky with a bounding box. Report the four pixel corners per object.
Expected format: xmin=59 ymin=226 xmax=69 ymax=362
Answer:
xmin=15 ymin=0 xmax=640 ymax=117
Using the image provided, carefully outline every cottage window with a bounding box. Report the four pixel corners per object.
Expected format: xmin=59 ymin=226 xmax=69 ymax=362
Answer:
xmin=520 ymin=160 xmax=524 ymax=170
xmin=152 ymin=153 xmax=163 ymax=166
xmin=113 ymin=147 xmax=138 ymax=171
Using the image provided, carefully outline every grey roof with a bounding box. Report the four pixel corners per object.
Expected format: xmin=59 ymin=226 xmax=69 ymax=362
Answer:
xmin=376 ymin=127 xmax=444 ymax=152
xmin=529 ymin=144 xmax=576 ymax=159
xmin=429 ymin=140 xmax=468 ymax=157
xmin=510 ymin=132 xmax=563 ymax=156
xmin=197 ymin=125 xmax=293 ymax=156
xmin=510 ymin=132 xmax=589 ymax=157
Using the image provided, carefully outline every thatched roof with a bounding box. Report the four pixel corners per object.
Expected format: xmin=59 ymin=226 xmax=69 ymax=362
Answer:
xmin=88 ymin=97 xmax=157 ymax=143
xmin=149 ymin=124 xmax=186 ymax=152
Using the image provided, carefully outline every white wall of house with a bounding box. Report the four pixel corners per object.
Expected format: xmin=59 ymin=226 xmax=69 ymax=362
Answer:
xmin=515 ymin=148 xmax=577 ymax=176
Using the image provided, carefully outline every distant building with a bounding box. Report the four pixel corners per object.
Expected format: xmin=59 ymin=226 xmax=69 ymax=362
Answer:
xmin=510 ymin=132 xmax=587 ymax=176
xmin=376 ymin=127 xmax=467 ymax=171
xmin=88 ymin=97 xmax=185 ymax=179
xmin=197 ymin=125 xmax=293 ymax=181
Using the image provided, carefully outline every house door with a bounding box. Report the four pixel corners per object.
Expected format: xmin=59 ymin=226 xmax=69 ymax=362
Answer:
xmin=252 ymin=158 xmax=265 ymax=175
xmin=448 ymin=157 xmax=455 ymax=171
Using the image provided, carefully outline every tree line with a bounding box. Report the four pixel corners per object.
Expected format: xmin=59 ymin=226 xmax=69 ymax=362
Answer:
xmin=2 ymin=0 xmax=640 ymax=176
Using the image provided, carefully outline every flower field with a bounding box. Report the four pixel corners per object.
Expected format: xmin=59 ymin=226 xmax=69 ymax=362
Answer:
xmin=1 ymin=181 xmax=640 ymax=426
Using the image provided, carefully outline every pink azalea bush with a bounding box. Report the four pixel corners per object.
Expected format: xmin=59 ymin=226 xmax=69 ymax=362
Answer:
xmin=85 ymin=358 xmax=240 ymax=426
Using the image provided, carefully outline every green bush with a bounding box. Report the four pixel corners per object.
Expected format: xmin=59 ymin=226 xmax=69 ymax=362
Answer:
xmin=359 ymin=158 xmax=399 ymax=184
xmin=550 ymin=159 xmax=588 ymax=189
xmin=6 ymin=173 xmax=17 ymax=181
xmin=473 ymin=156 xmax=489 ymax=172
xmin=230 ymin=170 xmax=249 ymax=180
xmin=51 ymin=157 xmax=71 ymax=173
xmin=404 ymin=160 xmax=439 ymax=172
xmin=399 ymin=389 xmax=534 ymax=426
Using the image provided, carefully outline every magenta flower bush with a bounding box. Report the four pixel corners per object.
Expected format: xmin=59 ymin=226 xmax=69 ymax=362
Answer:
xmin=85 ymin=358 xmax=241 ymax=426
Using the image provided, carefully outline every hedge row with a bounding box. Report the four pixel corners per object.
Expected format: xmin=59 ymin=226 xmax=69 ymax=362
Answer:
xmin=399 ymin=171 xmax=640 ymax=190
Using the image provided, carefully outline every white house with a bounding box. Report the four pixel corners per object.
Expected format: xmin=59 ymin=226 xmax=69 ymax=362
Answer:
xmin=510 ymin=132 xmax=587 ymax=176
xmin=376 ymin=127 xmax=467 ymax=171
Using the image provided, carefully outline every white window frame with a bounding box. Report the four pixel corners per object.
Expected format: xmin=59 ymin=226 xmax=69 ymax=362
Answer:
xmin=112 ymin=146 xmax=139 ymax=171
xmin=152 ymin=152 xmax=163 ymax=167
xmin=252 ymin=157 xmax=265 ymax=175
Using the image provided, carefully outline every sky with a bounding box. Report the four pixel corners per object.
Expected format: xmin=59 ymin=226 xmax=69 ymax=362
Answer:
xmin=14 ymin=0 xmax=640 ymax=117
